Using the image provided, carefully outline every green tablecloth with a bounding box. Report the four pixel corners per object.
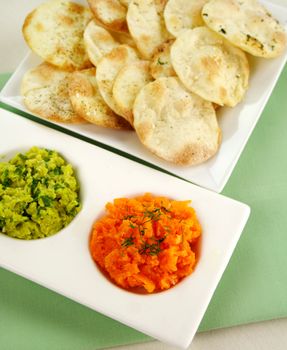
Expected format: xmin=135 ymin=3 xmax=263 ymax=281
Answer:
xmin=0 ymin=67 xmax=287 ymax=349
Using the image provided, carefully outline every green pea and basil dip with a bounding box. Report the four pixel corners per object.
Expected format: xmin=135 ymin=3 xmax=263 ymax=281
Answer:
xmin=0 ymin=147 xmax=81 ymax=239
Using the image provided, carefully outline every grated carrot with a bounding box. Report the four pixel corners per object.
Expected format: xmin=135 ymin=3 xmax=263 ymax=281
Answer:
xmin=90 ymin=193 xmax=201 ymax=293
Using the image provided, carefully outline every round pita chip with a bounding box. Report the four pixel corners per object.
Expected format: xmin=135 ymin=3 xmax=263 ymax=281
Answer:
xmin=84 ymin=20 xmax=119 ymax=66
xmin=202 ymin=0 xmax=286 ymax=58
xmin=127 ymin=0 xmax=171 ymax=59
xmin=170 ymin=27 xmax=249 ymax=107
xmin=68 ymin=68 xmax=131 ymax=129
xmin=87 ymin=0 xmax=128 ymax=33
xmin=96 ymin=45 xmax=139 ymax=119
xmin=164 ymin=0 xmax=209 ymax=37
xmin=133 ymin=77 xmax=221 ymax=165
xmin=85 ymin=16 xmax=136 ymax=48
xmin=23 ymin=0 xmax=92 ymax=71
xmin=112 ymin=61 xmax=153 ymax=125
xmin=150 ymin=39 xmax=176 ymax=79
xmin=21 ymin=63 xmax=83 ymax=123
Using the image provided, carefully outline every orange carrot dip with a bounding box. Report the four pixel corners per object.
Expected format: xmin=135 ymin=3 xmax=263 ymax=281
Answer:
xmin=90 ymin=193 xmax=202 ymax=293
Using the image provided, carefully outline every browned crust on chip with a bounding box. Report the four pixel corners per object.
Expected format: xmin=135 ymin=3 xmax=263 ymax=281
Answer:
xmin=68 ymin=2 xmax=86 ymax=14
xmin=87 ymin=0 xmax=128 ymax=33
xmin=171 ymin=127 xmax=221 ymax=165
xmin=172 ymin=143 xmax=215 ymax=165
xmin=22 ymin=10 xmax=36 ymax=37
xmin=136 ymin=124 xmax=220 ymax=165
xmin=135 ymin=120 xmax=153 ymax=142
xmin=38 ymin=113 xmax=85 ymax=124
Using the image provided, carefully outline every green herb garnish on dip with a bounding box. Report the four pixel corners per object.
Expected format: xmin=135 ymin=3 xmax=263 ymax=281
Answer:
xmin=0 ymin=147 xmax=81 ymax=239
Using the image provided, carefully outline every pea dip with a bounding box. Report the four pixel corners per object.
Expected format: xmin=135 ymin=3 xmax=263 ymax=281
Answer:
xmin=0 ymin=147 xmax=81 ymax=239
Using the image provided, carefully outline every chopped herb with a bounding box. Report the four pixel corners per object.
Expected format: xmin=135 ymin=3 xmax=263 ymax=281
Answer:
xmin=53 ymin=166 xmax=63 ymax=175
xmin=43 ymin=177 xmax=49 ymax=187
xmin=143 ymin=207 xmax=162 ymax=221
xmin=31 ymin=178 xmax=40 ymax=195
xmin=157 ymin=235 xmax=167 ymax=244
xmin=121 ymin=236 xmax=135 ymax=247
xmin=46 ymin=149 xmax=54 ymax=156
xmin=139 ymin=241 xmax=161 ymax=256
xmin=2 ymin=169 xmax=12 ymax=188
xmin=161 ymin=206 xmax=171 ymax=214
xmin=2 ymin=169 xmax=8 ymax=178
xmin=19 ymin=154 xmax=27 ymax=161
xmin=129 ymin=223 xmax=137 ymax=229
xmin=148 ymin=244 xmax=161 ymax=256
xmin=138 ymin=242 xmax=150 ymax=255
xmin=32 ymin=189 xmax=40 ymax=200
xmin=54 ymin=183 xmax=64 ymax=191
xmin=219 ymin=28 xmax=226 ymax=34
xmin=15 ymin=166 xmax=23 ymax=176
xmin=2 ymin=177 xmax=12 ymax=187
xmin=40 ymin=195 xmax=53 ymax=207
xmin=0 ymin=217 xmax=5 ymax=229
xmin=123 ymin=214 xmax=136 ymax=220
xmin=157 ymin=58 xmax=167 ymax=65
xmin=202 ymin=13 xmax=208 ymax=17
xmin=246 ymin=34 xmax=264 ymax=50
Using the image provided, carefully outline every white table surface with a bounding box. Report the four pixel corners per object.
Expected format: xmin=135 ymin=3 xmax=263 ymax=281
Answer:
xmin=0 ymin=1 xmax=287 ymax=349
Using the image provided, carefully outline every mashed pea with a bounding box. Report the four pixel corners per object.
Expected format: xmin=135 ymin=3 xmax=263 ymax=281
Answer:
xmin=0 ymin=147 xmax=81 ymax=239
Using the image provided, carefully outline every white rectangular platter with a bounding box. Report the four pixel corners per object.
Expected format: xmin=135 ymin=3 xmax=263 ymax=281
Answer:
xmin=0 ymin=109 xmax=250 ymax=348
xmin=0 ymin=0 xmax=287 ymax=193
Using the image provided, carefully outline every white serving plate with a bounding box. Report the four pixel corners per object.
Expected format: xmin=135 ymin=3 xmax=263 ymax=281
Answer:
xmin=0 ymin=0 xmax=286 ymax=193
xmin=0 ymin=109 xmax=250 ymax=349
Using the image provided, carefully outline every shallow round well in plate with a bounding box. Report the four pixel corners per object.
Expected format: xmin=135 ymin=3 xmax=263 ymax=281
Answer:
xmin=89 ymin=192 xmax=202 ymax=294
xmin=0 ymin=146 xmax=83 ymax=240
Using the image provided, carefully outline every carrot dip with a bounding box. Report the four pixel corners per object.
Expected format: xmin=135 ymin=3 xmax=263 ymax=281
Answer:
xmin=90 ymin=193 xmax=202 ymax=293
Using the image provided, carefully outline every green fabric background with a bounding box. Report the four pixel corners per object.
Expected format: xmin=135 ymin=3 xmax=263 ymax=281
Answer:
xmin=0 ymin=66 xmax=287 ymax=349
